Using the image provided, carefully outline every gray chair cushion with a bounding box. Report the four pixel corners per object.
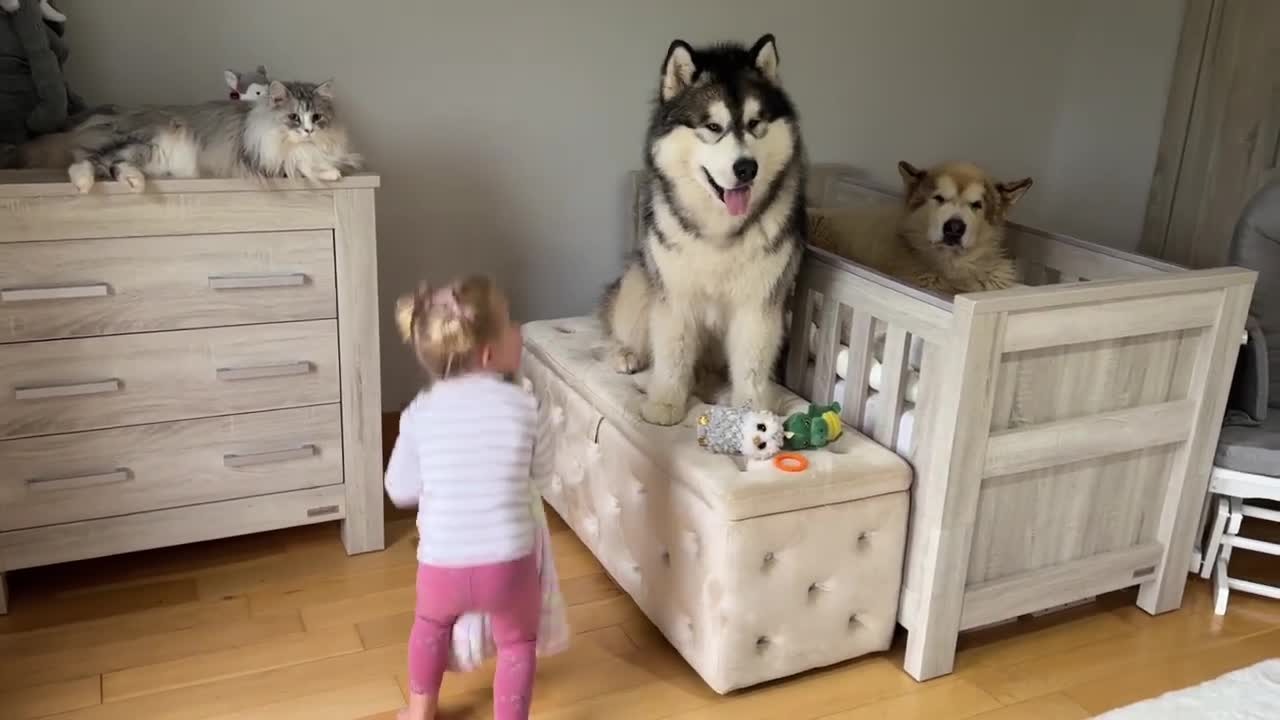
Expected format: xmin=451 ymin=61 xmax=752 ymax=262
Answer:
xmin=1226 ymin=316 xmax=1269 ymax=424
xmin=1228 ymin=177 xmax=1280 ymax=408
xmin=1215 ymin=414 xmax=1280 ymax=477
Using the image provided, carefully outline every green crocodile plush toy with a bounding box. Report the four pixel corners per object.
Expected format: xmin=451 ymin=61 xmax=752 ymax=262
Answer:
xmin=783 ymin=402 xmax=844 ymax=450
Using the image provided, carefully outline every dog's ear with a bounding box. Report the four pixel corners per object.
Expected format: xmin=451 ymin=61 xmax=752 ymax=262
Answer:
xmin=898 ymin=161 xmax=926 ymax=193
xmin=751 ymin=34 xmax=780 ymax=83
xmin=997 ymin=177 xmax=1033 ymax=207
xmin=662 ymin=40 xmax=697 ymax=102
xmin=224 ymin=70 xmax=239 ymax=91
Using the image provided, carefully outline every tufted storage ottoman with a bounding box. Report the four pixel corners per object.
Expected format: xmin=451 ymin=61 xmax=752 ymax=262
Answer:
xmin=522 ymin=317 xmax=912 ymax=693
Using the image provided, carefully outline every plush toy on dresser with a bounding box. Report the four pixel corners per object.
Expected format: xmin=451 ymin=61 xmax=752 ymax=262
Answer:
xmin=695 ymin=405 xmax=787 ymax=460
xmin=224 ymin=65 xmax=270 ymax=101
xmin=783 ymin=402 xmax=844 ymax=450
xmin=0 ymin=0 xmax=84 ymax=153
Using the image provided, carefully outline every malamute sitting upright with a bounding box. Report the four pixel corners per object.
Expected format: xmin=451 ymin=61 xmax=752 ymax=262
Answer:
xmin=601 ymin=34 xmax=807 ymax=426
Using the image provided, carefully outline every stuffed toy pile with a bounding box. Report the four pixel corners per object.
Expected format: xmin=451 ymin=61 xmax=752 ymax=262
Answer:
xmin=0 ymin=0 xmax=83 ymax=162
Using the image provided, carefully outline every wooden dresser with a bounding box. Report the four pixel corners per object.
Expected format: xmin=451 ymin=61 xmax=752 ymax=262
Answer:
xmin=0 ymin=171 xmax=385 ymax=613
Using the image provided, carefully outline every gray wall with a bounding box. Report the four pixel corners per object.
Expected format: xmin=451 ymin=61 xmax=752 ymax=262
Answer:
xmin=58 ymin=0 xmax=1184 ymax=410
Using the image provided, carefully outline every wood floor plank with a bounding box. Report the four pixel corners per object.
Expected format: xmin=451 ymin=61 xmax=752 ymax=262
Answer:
xmin=0 ymin=578 xmax=198 ymax=633
xmin=206 ymin=676 xmax=404 ymax=720
xmin=663 ymin=658 xmax=920 ymax=720
xmin=1063 ymin=629 xmax=1280 ymax=715
xmin=0 ymin=597 xmax=248 ymax=657
xmin=102 ymin=625 xmax=365 ymax=701
xmin=966 ymin=694 xmax=1091 ymax=720
xmin=0 ymin=611 xmax=302 ymax=692
xmin=0 ymin=676 xmax=101 ymax=720
xmin=566 ymin=594 xmax=649 ymax=635
xmin=969 ymin=591 xmax=1275 ymax=703
xmin=246 ymin=565 xmax=416 ymax=617
xmin=45 ymin=645 xmax=408 ymax=720
xmin=817 ymin=677 xmax=1001 ymax=720
xmin=559 ymin=572 xmax=622 ymax=606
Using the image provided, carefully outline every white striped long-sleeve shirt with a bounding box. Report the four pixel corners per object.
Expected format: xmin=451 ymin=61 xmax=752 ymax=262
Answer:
xmin=385 ymin=373 xmax=553 ymax=567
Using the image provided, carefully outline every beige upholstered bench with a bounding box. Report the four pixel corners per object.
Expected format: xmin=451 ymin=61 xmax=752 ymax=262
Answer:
xmin=521 ymin=316 xmax=911 ymax=693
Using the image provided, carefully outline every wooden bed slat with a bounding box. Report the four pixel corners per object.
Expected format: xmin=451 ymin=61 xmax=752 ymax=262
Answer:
xmin=960 ymin=542 xmax=1163 ymax=630
xmin=1002 ymin=290 xmax=1223 ymax=352
xmin=840 ymin=311 xmax=876 ymax=429
xmin=811 ymin=295 xmax=841 ymax=404
xmin=983 ymin=399 xmax=1195 ymax=478
xmin=785 ymin=288 xmax=814 ymax=393
xmin=873 ymin=326 xmax=911 ymax=448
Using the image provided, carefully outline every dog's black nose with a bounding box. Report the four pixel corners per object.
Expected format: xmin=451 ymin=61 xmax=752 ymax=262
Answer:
xmin=943 ymin=218 xmax=966 ymax=238
xmin=733 ymin=158 xmax=758 ymax=183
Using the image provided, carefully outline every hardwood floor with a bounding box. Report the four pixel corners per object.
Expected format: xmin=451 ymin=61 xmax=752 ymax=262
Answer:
xmin=1 ymin=504 xmax=1277 ymax=720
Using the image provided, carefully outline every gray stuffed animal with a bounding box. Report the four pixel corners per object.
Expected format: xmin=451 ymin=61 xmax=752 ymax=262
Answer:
xmin=0 ymin=0 xmax=84 ymax=148
xmin=225 ymin=65 xmax=270 ymax=101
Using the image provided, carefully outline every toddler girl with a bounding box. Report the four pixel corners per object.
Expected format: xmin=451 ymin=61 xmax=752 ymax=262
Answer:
xmin=385 ymin=275 xmax=547 ymax=720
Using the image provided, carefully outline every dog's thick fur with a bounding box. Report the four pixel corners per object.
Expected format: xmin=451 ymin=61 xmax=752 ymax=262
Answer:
xmin=810 ymin=161 xmax=1032 ymax=294
xmin=600 ymin=34 xmax=807 ymax=426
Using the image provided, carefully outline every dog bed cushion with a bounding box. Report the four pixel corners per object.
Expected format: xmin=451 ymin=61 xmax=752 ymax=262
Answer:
xmin=522 ymin=316 xmax=912 ymax=693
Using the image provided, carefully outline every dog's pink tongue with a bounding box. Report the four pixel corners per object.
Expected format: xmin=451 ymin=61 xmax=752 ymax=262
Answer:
xmin=724 ymin=187 xmax=751 ymax=216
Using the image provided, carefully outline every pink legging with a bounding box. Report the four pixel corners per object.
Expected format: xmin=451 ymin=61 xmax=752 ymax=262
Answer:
xmin=408 ymin=555 xmax=540 ymax=719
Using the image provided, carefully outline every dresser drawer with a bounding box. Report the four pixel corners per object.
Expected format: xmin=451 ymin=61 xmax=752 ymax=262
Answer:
xmin=0 ymin=230 xmax=336 ymax=343
xmin=0 ymin=405 xmax=342 ymax=531
xmin=0 ymin=320 xmax=339 ymax=439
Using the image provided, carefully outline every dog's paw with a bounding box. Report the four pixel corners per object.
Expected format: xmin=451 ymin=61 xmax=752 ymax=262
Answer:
xmin=641 ymin=397 xmax=686 ymax=426
xmin=115 ymin=165 xmax=146 ymax=192
xmin=611 ymin=348 xmax=647 ymax=374
xmin=310 ymin=166 xmax=342 ymax=182
xmin=730 ymin=388 xmax=771 ymax=412
xmin=68 ymin=161 xmax=95 ymax=193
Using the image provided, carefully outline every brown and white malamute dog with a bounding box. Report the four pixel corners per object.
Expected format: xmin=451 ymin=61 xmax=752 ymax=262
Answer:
xmin=811 ymin=161 xmax=1032 ymax=294
xmin=601 ymin=34 xmax=807 ymax=426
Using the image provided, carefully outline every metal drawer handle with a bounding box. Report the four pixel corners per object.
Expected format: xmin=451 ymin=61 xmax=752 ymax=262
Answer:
xmin=224 ymin=444 xmax=318 ymax=468
xmin=208 ymin=273 xmax=308 ymax=290
xmin=215 ymin=361 xmax=314 ymax=382
xmin=1 ymin=283 xmax=110 ymax=302
xmin=27 ymin=468 xmax=132 ymax=492
xmin=15 ymin=378 xmax=122 ymax=401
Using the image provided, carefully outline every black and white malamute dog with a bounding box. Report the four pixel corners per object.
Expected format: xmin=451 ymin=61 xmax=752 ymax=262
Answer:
xmin=601 ymin=34 xmax=807 ymax=426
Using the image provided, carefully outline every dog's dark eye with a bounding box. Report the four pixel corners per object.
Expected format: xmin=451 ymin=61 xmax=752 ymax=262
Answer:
xmin=312 ymin=113 xmax=323 ymax=123
xmin=747 ymin=119 xmax=761 ymax=133
xmin=705 ymin=123 xmax=724 ymax=134
xmin=287 ymin=113 xmax=300 ymax=123
xmin=971 ymin=201 xmax=983 ymax=210
xmin=756 ymin=423 xmax=767 ymax=432
xmin=932 ymin=194 xmax=946 ymax=203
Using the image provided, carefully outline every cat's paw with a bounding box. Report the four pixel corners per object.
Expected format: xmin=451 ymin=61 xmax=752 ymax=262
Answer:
xmin=641 ymin=394 xmax=686 ymax=426
xmin=68 ymin=161 xmax=95 ymax=193
xmin=115 ymin=165 xmax=146 ymax=192
xmin=611 ymin=348 xmax=647 ymax=374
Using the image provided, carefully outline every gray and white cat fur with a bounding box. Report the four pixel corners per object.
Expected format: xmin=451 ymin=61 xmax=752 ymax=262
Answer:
xmin=65 ymin=79 xmax=362 ymax=193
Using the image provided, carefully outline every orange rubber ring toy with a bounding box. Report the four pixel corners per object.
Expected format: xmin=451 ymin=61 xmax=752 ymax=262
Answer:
xmin=773 ymin=453 xmax=809 ymax=473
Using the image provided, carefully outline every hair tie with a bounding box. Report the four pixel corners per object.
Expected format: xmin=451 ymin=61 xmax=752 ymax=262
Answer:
xmin=430 ymin=286 xmax=475 ymax=321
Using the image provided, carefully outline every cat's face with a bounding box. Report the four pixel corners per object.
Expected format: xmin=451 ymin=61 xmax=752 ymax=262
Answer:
xmin=266 ymin=80 xmax=338 ymax=144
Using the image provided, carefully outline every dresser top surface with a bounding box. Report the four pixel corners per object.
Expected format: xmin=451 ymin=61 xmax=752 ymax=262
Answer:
xmin=0 ymin=170 xmax=380 ymax=198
